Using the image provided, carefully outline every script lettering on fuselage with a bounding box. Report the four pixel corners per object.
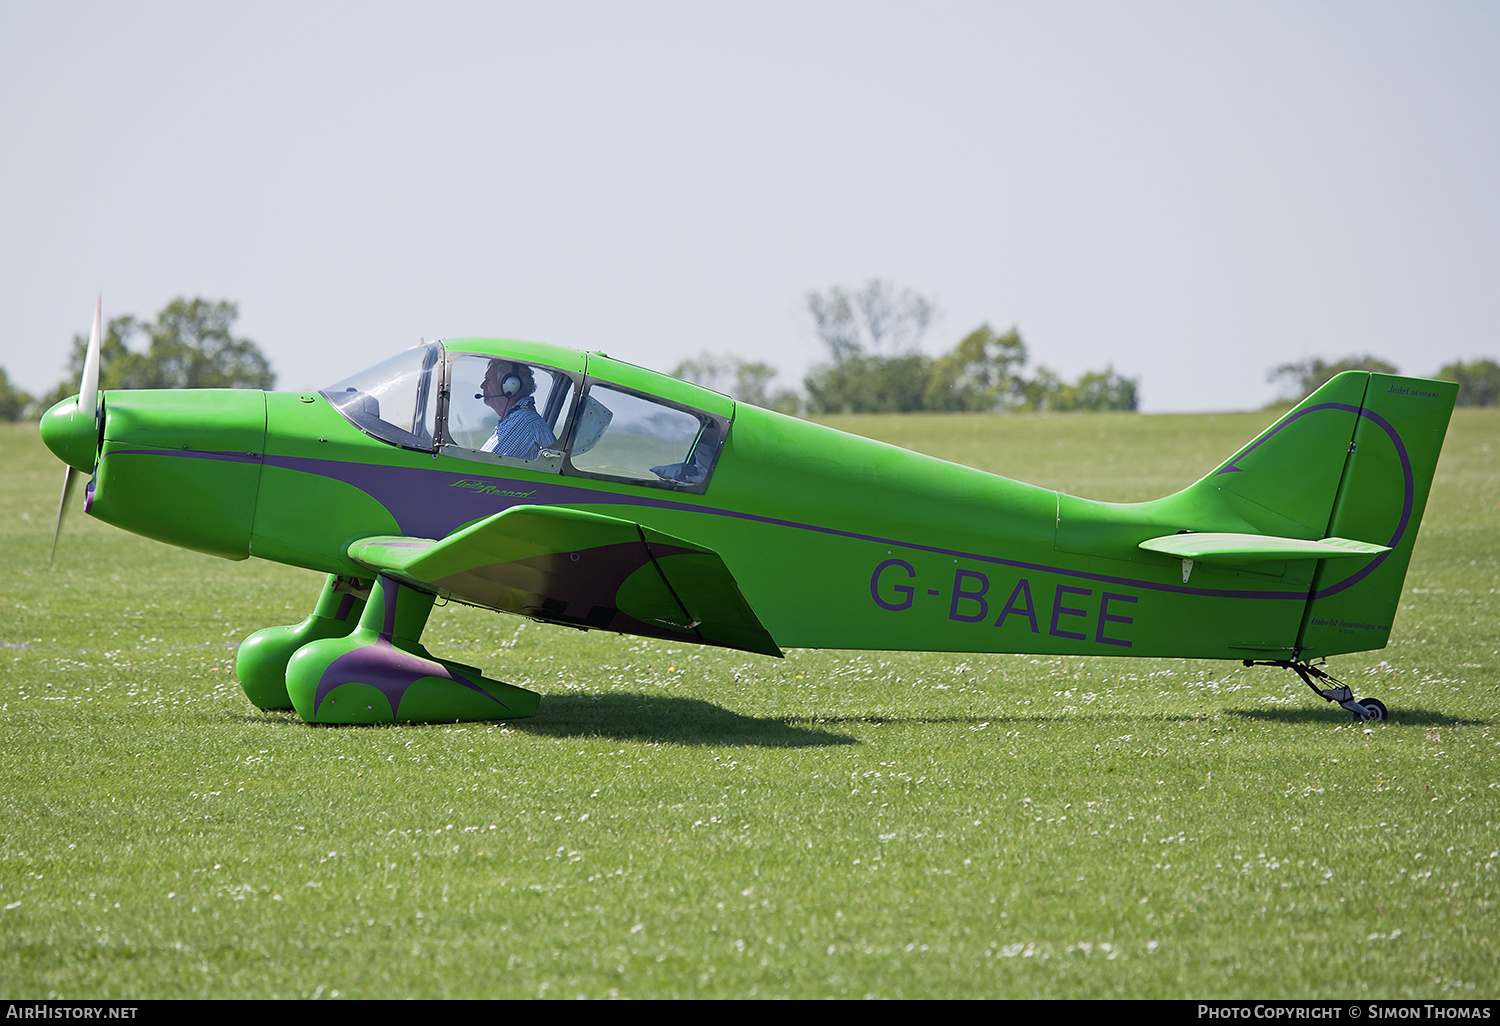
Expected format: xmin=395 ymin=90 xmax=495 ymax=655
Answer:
xmin=870 ymin=559 xmax=1138 ymax=648
xmin=448 ymin=479 xmax=539 ymax=499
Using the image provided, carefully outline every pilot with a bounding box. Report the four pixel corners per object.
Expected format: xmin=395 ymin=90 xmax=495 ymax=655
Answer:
xmin=479 ymin=359 xmax=555 ymax=460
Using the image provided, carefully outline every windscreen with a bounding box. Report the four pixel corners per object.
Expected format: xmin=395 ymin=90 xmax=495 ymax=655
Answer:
xmin=321 ymin=342 xmax=442 ymax=450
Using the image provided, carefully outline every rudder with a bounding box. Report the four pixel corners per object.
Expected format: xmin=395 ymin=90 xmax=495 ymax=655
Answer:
xmin=1295 ymin=373 xmax=1457 ymax=656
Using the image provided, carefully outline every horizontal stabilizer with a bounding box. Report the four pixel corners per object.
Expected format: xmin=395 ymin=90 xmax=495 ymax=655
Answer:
xmin=1138 ymin=532 xmax=1390 ymax=565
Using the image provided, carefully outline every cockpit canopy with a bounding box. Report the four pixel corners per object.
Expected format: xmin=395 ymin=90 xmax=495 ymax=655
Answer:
xmin=323 ymin=342 xmax=443 ymax=449
xmin=320 ymin=341 xmax=730 ymax=493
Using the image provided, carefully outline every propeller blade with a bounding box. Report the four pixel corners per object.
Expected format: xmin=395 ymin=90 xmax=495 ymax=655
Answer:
xmin=79 ymin=293 xmax=101 ymax=429
xmin=50 ymin=464 xmax=77 ymax=566
xmin=51 ymin=295 xmax=102 ymax=566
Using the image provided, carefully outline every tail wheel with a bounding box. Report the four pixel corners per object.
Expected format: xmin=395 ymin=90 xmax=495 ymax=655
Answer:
xmin=1243 ymin=660 xmax=1395 ymax=723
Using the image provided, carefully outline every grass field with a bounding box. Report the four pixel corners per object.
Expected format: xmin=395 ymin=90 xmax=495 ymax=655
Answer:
xmin=1 ymin=408 xmax=1496 ymax=999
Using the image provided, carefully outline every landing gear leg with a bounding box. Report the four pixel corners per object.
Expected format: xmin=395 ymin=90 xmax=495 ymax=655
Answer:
xmin=236 ymin=574 xmax=369 ymax=710
xmin=1243 ymin=659 xmax=1389 ymax=721
xmin=283 ymin=574 xmax=540 ymax=724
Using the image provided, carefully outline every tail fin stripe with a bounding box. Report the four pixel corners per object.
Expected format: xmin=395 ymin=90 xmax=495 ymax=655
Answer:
xmin=1308 ymin=405 xmax=1414 ymax=602
xmin=1215 ymin=402 xmax=1361 ymax=475
xmin=1213 ymin=398 xmax=1414 ymax=601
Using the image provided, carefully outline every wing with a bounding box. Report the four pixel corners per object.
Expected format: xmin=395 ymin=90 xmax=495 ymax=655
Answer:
xmin=347 ymin=505 xmax=782 ymax=657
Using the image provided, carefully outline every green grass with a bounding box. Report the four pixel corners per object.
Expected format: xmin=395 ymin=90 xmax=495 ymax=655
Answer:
xmin=1 ymin=409 xmax=1496 ymax=999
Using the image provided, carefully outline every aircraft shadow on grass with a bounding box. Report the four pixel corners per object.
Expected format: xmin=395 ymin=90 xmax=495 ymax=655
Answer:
xmin=1229 ymin=706 xmax=1487 ymax=727
xmin=244 ymin=699 xmax=1483 ymax=742
xmin=500 ymin=693 xmax=860 ymax=747
xmin=249 ymin=693 xmax=858 ymax=748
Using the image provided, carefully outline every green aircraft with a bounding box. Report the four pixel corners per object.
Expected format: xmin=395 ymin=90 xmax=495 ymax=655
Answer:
xmin=40 ymin=300 xmax=1458 ymax=725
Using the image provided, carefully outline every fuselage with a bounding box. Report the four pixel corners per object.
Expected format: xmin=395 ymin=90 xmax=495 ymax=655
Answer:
xmin=50 ymin=338 xmax=1450 ymax=663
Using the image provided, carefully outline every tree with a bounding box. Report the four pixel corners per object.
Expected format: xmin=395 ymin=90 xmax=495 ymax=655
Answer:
xmin=671 ymin=353 xmax=733 ymax=395
xmin=42 ymin=298 xmax=275 ymax=405
xmin=1268 ymin=355 xmax=1398 ymax=402
xmin=1065 ymin=365 xmax=1140 ymax=412
xmin=922 ymin=324 xmax=1028 ymax=412
xmin=804 ymin=352 xmax=934 ymax=414
xmin=66 ymin=315 xmax=149 ymax=385
xmin=1018 ymin=365 xmax=1065 ymax=412
xmin=671 ymin=352 xmax=799 ymax=414
xmin=0 ymin=367 xmax=34 ymax=422
xmin=801 ymin=280 xmax=1141 ymax=415
xmin=806 ymin=279 xmax=935 ymax=363
xmin=1435 ymin=358 xmax=1500 ymax=407
xmin=1019 ymin=364 xmax=1140 ymax=412
xmin=141 ymin=299 xmax=274 ymax=389
xmin=803 ymin=280 xmax=939 ymax=413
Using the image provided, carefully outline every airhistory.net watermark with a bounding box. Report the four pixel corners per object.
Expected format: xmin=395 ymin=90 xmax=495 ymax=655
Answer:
xmin=4 ymin=1006 xmax=138 ymax=1020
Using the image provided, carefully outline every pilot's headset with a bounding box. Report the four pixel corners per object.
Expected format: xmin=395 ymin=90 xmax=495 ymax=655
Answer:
xmin=478 ymin=362 xmax=531 ymax=400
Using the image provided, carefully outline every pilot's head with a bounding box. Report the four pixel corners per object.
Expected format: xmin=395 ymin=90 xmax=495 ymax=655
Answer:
xmin=482 ymin=359 xmax=536 ymax=418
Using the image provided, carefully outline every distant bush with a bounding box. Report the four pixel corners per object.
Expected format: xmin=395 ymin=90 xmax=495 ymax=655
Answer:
xmin=0 ymin=366 xmax=34 ymax=422
xmin=1436 ymin=358 xmax=1500 ymax=407
xmin=1268 ymin=355 xmax=1399 ymax=402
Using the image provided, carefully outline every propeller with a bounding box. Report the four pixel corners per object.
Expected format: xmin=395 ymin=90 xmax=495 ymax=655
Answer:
xmin=49 ymin=295 xmax=103 ymax=565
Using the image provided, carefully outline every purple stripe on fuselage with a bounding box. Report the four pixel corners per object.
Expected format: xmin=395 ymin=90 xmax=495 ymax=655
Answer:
xmin=122 ymin=401 xmax=1414 ymax=605
xmin=258 ymin=453 xmax=581 ymax=538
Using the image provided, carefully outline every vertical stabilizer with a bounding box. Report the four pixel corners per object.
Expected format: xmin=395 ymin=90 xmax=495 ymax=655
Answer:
xmin=1206 ymin=372 xmax=1368 ymax=540
xmin=1295 ymin=374 xmax=1457 ymax=656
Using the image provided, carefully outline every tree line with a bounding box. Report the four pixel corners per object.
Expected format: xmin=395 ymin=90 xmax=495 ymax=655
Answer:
xmin=675 ymin=279 xmax=1499 ymax=414
xmin=3 ymin=286 xmax=1496 ymax=422
xmin=676 ymin=279 xmax=1140 ymax=416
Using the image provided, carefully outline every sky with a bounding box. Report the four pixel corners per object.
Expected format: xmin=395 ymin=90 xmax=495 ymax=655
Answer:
xmin=2 ymin=0 xmax=1497 ymax=412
